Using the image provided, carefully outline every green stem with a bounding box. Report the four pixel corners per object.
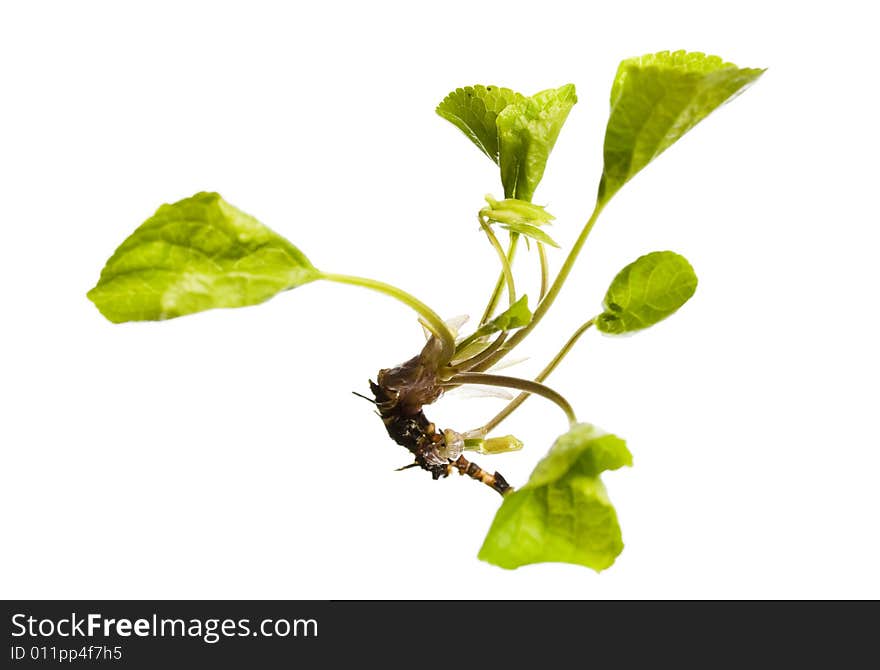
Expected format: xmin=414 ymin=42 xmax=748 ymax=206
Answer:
xmin=475 ymin=202 xmax=605 ymax=371
xmin=478 ymin=318 xmax=595 ymax=435
xmin=478 ymin=215 xmax=515 ymax=309
xmin=454 ymin=329 xmax=487 ymax=357
xmin=444 ymin=372 xmax=576 ymax=426
xmin=479 ymin=234 xmax=519 ymax=326
xmin=321 ymin=272 xmax=456 ymax=364
xmin=448 ymin=331 xmax=507 ymax=373
xmin=537 ymin=241 xmax=549 ymax=302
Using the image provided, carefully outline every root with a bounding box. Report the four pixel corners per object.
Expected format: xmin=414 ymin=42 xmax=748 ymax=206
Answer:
xmin=445 ymin=454 xmax=511 ymax=496
xmin=369 ymin=344 xmax=513 ymax=497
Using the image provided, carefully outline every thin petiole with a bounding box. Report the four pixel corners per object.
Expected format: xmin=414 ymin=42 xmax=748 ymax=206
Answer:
xmin=453 ymin=331 xmax=483 ymax=356
xmin=537 ymin=241 xmax=549 ymax=302
xmin=479 ymin=234 xmax=519 ymax=326
xmin=443 ymin=371 xmax=576 ymax=426
xmin=446 ymin=331 xmax=508 ymax=376
xmin=478 ymin=214 xmax=516 ymax=309
xmin=478 ymin=318 xmax=596 ymax=435
xmin=321 ymin=272 xmax=457 ymax=365
xmin=474 ymin=202 xmax=605 ymax=371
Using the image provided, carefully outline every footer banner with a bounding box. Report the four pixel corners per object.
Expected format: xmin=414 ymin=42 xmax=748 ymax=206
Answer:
xmin=2 ymin=600 xmax=870 ymax=665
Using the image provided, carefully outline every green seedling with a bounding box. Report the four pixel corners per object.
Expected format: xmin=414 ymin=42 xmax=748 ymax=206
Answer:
xmin=88 ymin=51 xmax=763 ymax=570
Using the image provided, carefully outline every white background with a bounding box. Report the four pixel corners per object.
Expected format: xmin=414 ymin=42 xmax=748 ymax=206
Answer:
xmin=2 ymin=1 xmax=878 ymax=599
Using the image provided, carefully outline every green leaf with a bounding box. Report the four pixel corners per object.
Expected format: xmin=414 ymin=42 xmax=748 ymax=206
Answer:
xmin=453 ymin=295 xmax=532 ymax=361
xmin=479 ymin=423 xmax=632 ymax=571
xmin=498 ymin=222 xmax=559 ymax=248
xmin=436 ymin=85 xmax=525 ymax=164
xmin=599 ymin=50 xmax=764 ymax=203
xmin=475 ymin=295 xmax=531 ymax=338
xmin=88 ymin=192 xmax=320 ymax=323
xmin=481 ymin=194 xmax=559 ymax=246
xmin=596 ymin=251 xmax=697 ymax=335
xmin=480 ymin=195 xmax=555 ymax=227
xmin=497 ymin=84 xmax=577 ymax=201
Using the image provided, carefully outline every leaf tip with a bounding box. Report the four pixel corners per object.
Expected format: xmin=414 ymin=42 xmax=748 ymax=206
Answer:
xmin=86 ymin=285 xmax=112 ymax=323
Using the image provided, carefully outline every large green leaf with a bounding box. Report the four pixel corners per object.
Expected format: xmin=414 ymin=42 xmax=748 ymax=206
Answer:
xmin=596 ymin=251 xmax=697 ymax=335
xmin=88 ymin=192 xmax=319 ymax=322
xmin=497 ymin=84 xmax=577 ymax=201
xmin=479 ymin=423 xmax=632 ymax=571
xmin=436 ymin=85 xmax=525 ymax=164
xmin=599 ymin=50 xmax=764 ymax=203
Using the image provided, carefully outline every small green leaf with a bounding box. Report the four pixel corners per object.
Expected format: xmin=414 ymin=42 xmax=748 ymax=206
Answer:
xmin=498 ymin=222 xmax=559 ymax=248
xmin=599 ymin=50 xmax=764 ymax=203
xmin=480 ymin=195 xmax=555 ymax=227
xmin=497 ymin=84 xmax=577 ymax=201
xmin=476 ymin=295 xmax=531 ymax=338
xmin=88 ymin=192 xmax=320 ymax=323
xmin=481 ymin=194 xmax=559 ymax=246
xmin=596 ymin=251 xmax=697 ymax=335
xmin=479 ymin=423 xmax=632 ymax=571
xmin=454 ymin=295 xmax=532 ymax=359
xmin=436 ymin=85 xmax=525 ymax=164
